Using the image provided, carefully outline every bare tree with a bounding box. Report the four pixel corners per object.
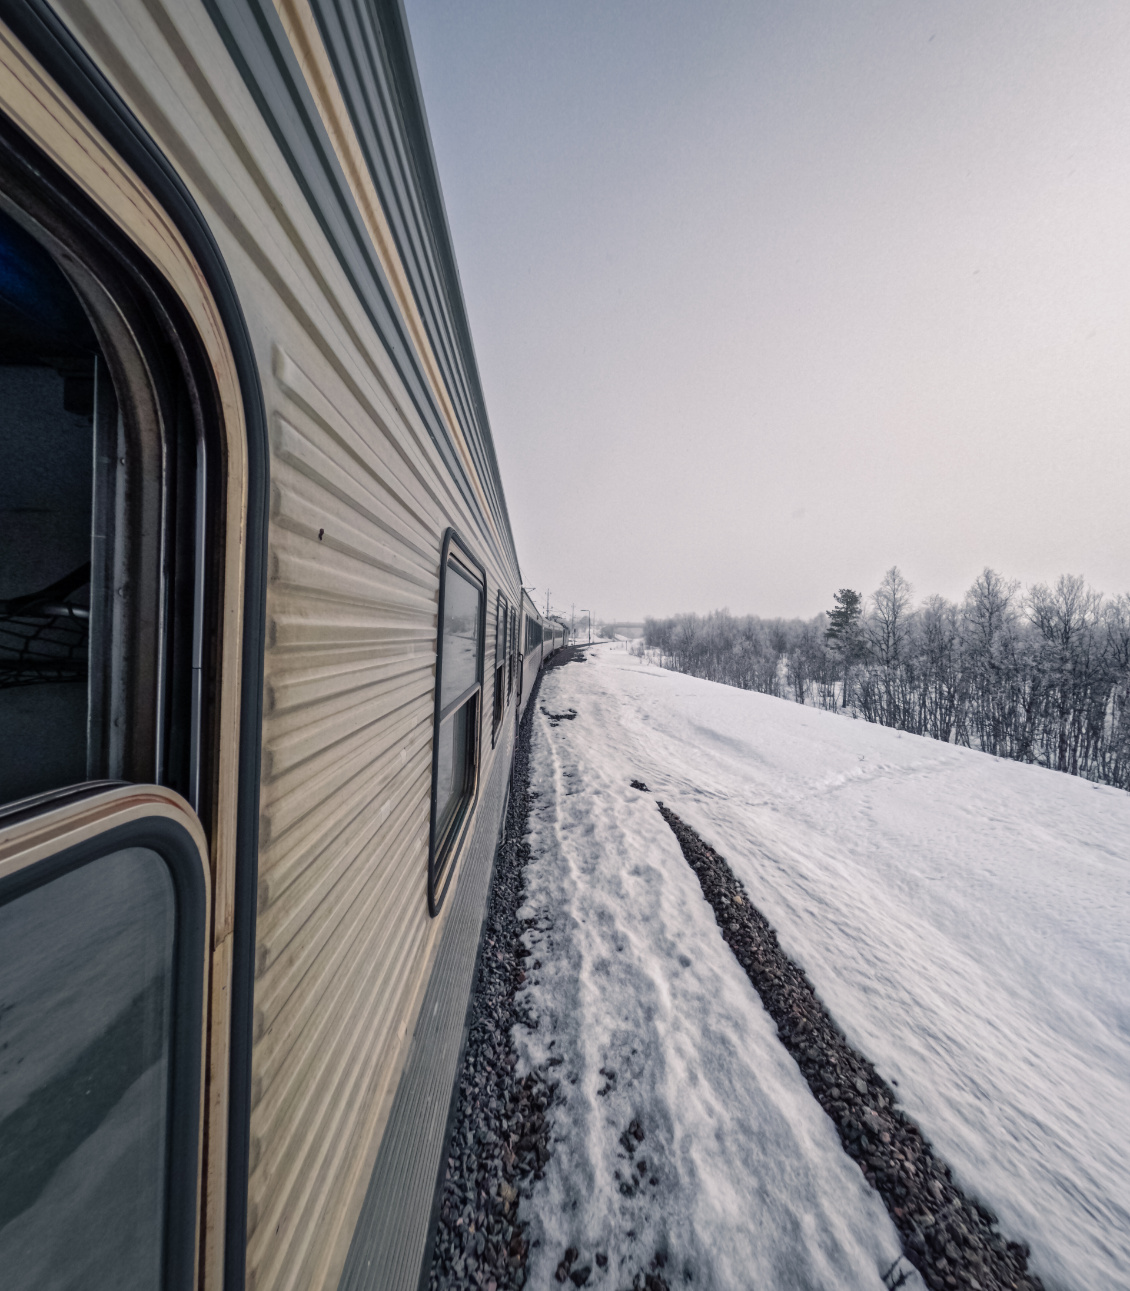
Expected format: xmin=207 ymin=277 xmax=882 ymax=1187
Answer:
xmin=646 ymin=568 xmax=1130 ymax=793
xmin=918 ymin=595 xmax=961 ymax=742
xmin=1027 ymin=575 xmax=1105 ymax=775
xmin=863 ymin=567 xmax=914 ymax=727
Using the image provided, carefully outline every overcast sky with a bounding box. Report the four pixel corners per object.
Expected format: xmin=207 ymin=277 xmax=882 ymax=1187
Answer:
xmin=404 ymin=0 xmax=1130 ymax=623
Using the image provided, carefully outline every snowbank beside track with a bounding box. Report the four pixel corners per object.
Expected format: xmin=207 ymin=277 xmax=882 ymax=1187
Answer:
xmin=515 ymin=660 xmax=914 ymax=1290
xmin=516 ymin=644 xmax=1129 ymax=1290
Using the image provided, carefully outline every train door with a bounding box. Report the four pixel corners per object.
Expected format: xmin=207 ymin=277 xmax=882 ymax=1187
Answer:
xmin=492 ymin=590 xmax=508 ymax=744
xmin=0 ymin=120 xmax=224 ymax=1291
xmin=516 ymin=611 xmax=525 ymax=706
xmin=507 ymin=605 xmax=516 ymax=701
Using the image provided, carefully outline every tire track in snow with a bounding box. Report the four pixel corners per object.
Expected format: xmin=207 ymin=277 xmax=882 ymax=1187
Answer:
xmin=512 ymin=659 xmax=913 ymax=1290
xmin=657 ymin=801 xmax=1046 ymax=1291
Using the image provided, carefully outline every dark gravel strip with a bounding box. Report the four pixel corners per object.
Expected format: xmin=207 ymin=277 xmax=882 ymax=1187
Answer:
xmin=656 ymin=801 xmax=1046 ymax=1291
xmin=428 ymin=648 xmax=584 ymax=1291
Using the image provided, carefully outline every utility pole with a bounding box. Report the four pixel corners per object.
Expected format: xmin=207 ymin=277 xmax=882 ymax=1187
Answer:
xmin=570 ymin=603 xmax=575 ymax=644
xmin=545 ymin=589 xmax=550 ymax=617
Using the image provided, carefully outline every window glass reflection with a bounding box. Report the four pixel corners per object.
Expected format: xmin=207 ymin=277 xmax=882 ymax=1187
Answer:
xmin=441 ymin=562 xmax=481 ymax=711
xmin=435 ymin=702 xmax=471 ymax=841
xmin=0 ymin=205 xmax=101 ymax=804
xmin=0 ymin=845 xmax=174 ymax=1290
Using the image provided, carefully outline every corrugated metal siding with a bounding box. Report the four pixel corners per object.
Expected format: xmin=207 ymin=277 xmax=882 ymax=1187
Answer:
xmin=46 ymin=3 xmax=526 ymax=1287
xmin=338 ymin=718 xmax=514 ymax=1291
xmin=253 ymin=422 xmax=433 ymax=1287
xmin=252 ymin=348 xmax=515 ymax=1291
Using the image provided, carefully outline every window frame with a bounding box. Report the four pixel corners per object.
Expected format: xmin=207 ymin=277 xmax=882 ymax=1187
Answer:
xmin=0 ymin=120 xmax=221 ymax=815
xmin=428 ymin=529 xmax=486 ymax=915
xmin=0 ymin=104 xmax=258 ymax=1291
xmin=0 ymin=50 xmax=272 ymax=1291
xmin=492 ymin=589 xmax=509 ymax=744
xmin=0 ymin=784 xmax=209 ymax=1291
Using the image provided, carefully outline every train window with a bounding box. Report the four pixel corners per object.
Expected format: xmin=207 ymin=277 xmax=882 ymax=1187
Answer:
xmin=492 ymin=591 xmax=508 ymax=739
xmin=508 ymin=606 xmax=516 ymax=696
xmin=0 ymin=190 xmax=204 ymax=809
xmin=0 ymin=123 xmax=216 ymax=1291
xmin=0 ymin=802 xmax=208 ymax=1291
xmin=429 ymin=532 xmax=485 ymax=913
xmin=0 ymin=207 xmax=99 ymax=799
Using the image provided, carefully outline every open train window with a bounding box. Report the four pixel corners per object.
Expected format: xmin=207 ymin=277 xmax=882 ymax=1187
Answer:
xmin=0 ymin=115 xmax=218 ymax=1290
xmin=492 ymin=591 xmax=508 ymax=742
xmin=0 ymin=204 xmax=100 ymax=799
xmin=429 ymin=531 xmax=485 ymax=913
xmin=0 ymin=177 xmax=207 ymax=809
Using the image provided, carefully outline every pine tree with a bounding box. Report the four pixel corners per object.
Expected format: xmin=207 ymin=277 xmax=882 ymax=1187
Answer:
xmin=825 ymin=588 xmax=864 ymax=711
xmin=825 ymin=589 xmax=863 ymax=647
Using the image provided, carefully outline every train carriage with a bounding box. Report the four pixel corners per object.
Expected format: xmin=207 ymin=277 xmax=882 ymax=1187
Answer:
xmin=0 ymin=3 xmax=561 ymax=1289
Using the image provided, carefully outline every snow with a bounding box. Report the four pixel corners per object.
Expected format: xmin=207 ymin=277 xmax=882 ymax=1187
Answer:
xmin=515 ymin=663 xmax=918 ymax=1290
xmin=514 ymin=643 xmax=1130 ymax=1290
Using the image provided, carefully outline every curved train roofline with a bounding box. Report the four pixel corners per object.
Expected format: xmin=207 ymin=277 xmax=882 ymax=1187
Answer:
xmin=0 ymin=4 xmax=565 ymax=1289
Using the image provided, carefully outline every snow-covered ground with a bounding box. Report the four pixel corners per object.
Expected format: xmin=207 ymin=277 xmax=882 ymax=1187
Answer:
xmin=514 ymin=643 xmax=1130 ymax=1291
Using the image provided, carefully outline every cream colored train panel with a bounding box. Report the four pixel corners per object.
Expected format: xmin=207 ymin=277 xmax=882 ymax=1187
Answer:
xmin=0 ymin=2 xmax=559 ymax=1291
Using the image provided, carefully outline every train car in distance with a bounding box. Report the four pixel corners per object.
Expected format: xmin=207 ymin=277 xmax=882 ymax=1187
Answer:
xmin=0 ymin=3 xmax=562 ymax=1289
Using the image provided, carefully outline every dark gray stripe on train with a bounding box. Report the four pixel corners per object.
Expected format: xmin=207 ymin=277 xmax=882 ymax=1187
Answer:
xmin=202 ymin=0 xmax=519 ymax=580
xmin=338 ymin=717 xmax=516 ymax=1291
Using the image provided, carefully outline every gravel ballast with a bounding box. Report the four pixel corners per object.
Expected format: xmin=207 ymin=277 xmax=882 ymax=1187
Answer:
xmin=428 ymin=649 xmax=583 ymax=1291
xmin=427 ymin=658 xmax=1051 ymax=1291
xmin=656 ymin=801 xmax=1046 ymax=1291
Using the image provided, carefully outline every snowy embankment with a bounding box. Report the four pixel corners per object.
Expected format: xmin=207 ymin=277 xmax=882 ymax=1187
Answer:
xmin=516 ymin=644 xmax=1129 ymax=1291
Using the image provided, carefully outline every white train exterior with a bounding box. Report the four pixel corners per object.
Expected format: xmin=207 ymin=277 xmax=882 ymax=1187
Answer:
xmin=0 ymin=3 xmax=564 ymax=1288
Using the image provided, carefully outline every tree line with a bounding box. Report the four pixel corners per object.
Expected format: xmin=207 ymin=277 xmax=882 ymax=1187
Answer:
xmin=643 ymin=567 xmax=1130 ymax=791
